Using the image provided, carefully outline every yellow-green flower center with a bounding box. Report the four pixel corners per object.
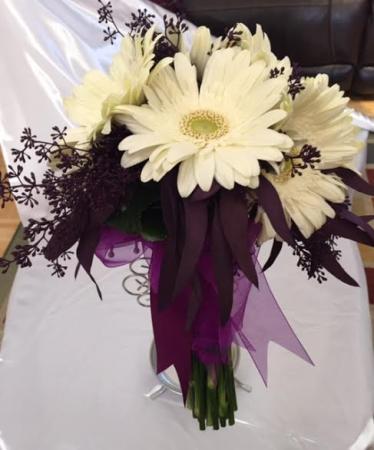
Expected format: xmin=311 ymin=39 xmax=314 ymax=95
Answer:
xmin=274 ymin=147 xmax=301 ymax=183
xmin=274 ymin=159 xmax=293 ymax=183
xmin=180 ymin=110 xmax=229 ymax=140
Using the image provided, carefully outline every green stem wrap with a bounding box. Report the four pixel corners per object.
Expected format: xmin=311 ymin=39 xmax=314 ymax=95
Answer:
xmin=186 ymin=349 xmax=238 ymax=430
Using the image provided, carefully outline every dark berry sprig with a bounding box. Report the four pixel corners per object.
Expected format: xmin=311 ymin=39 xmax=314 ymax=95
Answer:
xmin=225 ymin=25 xmax=243 ymax=48
xmin=152 ymin=13 xmax=189 ymax=63
xmin=163 ymin=13 xmax=189 ymax=48
xmin=47 ymin=251 xmax=74 ymax=278
xmin=10 ymin=126 xmax=88 ymax=168
xmin=97 ymin=0 xmax=124 ymax=44
xmin=270 ymin=66 xmax=286 ymax=79
xmin=292 ymin=229 xmax=341 ymax=283
xmin=125 ymin=8 xmax=156 ymax=37
xmin=0 ymin=124 xmax=138 ymax=278
xmin=207 ymin=25 xmax=244 ymax=56
xmin=4 ymin=165 xmax=41 ymax=208
xmin=288 ymin=64 xmax=305 ymax=99
xmin=289 ymin=145 xmax=321 ymax=177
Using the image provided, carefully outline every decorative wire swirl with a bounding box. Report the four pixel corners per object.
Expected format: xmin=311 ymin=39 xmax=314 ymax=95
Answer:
xmin=122 ymin=258 xmax=151 ymax=307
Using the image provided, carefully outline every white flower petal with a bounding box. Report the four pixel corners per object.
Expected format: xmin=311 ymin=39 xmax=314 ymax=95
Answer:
xmin=148 ymin=57 xmax=173 ymax=84
xmin=174 ymin=53 xmax=199 ymax=101
xmin=288 ymin=205 xmax=315 ymax=238
xmin=247 ymin=109 xmax=287 ymax=129
xmin=246 ymin=146 xmax=285 ymax=162
xmin=121 ymin=148 xmax=153 ymax=168
xmin=260 ymin=169 xmax=346 ymax=239
xmin=166 ymin=142 xmax=197 ymax=164
xmin=190 ymin=26 xmax=212 ymax=79
xmin=244 ymin=129 xmax=293 ymax=148
xmin=147 ymin=65 xmax=184 ymax=110
xmin=282 ymin=73 xmax=361 ymax=168
xmin=194 ymin=151 xmax=215 ymax=192
xmin=101 ymin=119 xmax=112 ymax=135
xmin=248 ymin=176 xmax=260 ymax=189
xmin=178 ymin=159 xmax=198 ymax=197
xmin=118 ymin=133 xmax=166 ymax=152
xmin=216 ymin=148 xmax=261 ymax=177
xmin=233 ymin=170 xmax=251 ymax=187
xmin=64 ymin=127 xmax=91 ymax=148
xmin=215 ymin=157 xmax=235 ymax=190
xmin=140 ymin=161 xmax=154 ymax=182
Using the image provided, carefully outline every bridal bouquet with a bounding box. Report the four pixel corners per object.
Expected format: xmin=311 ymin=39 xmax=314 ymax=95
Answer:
xmin=1 ymin=4 xmax=374 ymax=430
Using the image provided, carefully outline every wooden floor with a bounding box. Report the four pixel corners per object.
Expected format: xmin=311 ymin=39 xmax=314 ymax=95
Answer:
xmin=0 ymin=149 xmax=20 ymax=256
xmin=349 ymin=99 xmax=374 ymax=117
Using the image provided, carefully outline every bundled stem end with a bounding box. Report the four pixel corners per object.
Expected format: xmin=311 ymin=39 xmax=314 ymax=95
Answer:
xmin=186 ymin=350 xmax=238 ymax=430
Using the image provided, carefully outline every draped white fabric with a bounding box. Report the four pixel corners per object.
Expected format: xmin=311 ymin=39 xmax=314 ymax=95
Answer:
xmin=0 ymin=1 xmax=373 ymax=449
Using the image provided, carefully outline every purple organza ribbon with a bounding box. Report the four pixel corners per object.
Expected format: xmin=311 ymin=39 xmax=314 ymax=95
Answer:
xmin=96 ymin=226 xmax=313 ymax=398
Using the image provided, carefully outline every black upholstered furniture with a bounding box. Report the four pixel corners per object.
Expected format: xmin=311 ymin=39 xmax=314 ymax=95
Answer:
xmin=178 ymin=0 xmax=374 ymax=98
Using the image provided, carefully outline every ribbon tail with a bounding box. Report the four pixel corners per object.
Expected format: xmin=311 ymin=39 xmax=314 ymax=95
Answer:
xmin=172 ymin=199 xmax=208 ymax=298
xmin=235 ymin=262 xmax=314 ymax=385
xmin=361 ymin=215 xmax=374 ymax=222
xmin=158 ymin=171 xmax=182 ymax=310
xmin=150 ymin=243 xmax=192 ymax=402
xmin=74 ymin=261 xmax=102 ymax=300
xmin=262 ymin=239 xmax=283 ymax=272
xmin=219 ymin=189 xmax=259 ymax=287
xmin=338 ymin=209 xmax=374 ymax=242
xmin=326 ymin=167 xmax=374 ymax=196
xmin=76 ymin=225 xmax=104 ymax=299
xmin=324 ymin=218 xmax=374 ymax=246
xmin=257 ymin=176 xmax=294 ymax=245
xmin=185 ymin=274 xmax=202 ymax=331
xmin=211 ymin=198 xmax=235 ymax=326
xmin=44 ymin=210 xmax=87 ymax=261
xmin=320 ymin=253 xmax=359 ymax=287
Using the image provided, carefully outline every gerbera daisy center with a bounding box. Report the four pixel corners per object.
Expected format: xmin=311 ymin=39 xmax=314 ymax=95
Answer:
xmin=180 ymin=110 xmax=229 ymax=140
xmin=274 ymin=159 xmax=293 ymax=183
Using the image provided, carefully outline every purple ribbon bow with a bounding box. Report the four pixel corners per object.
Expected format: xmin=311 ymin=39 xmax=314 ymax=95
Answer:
xmin=96 ymin=225 xmax=313 ymax=400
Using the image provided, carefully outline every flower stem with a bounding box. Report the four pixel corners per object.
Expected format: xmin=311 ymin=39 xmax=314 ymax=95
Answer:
xmin=187 ymin=350 xmax=238 ymax=430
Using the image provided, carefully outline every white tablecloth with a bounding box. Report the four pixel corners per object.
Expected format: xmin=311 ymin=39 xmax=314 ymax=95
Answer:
xmin=0 ymin=1 xmax=373 ymax=449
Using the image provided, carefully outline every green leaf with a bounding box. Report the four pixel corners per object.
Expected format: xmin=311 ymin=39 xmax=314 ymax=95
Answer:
xmin=107 ymin=207 xmax=139 ymax=235
xmin=106 ymin=182 xmax=166 ymax=241
xmin=140 ymin=208 xmax=167 ymax=242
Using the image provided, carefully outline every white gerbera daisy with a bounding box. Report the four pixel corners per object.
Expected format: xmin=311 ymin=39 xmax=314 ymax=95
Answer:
xmin=117 ymin=49 xmax=293 ymax=197
xmin=190 ymin=23 xmax=291 ymax=81
xmin=63 ymin=27 xmax=171 ymax=149
xmin=257 ymin=167 xmax=347 ymax=242
xmin=281 ymin=74 xmax=361 ymax=169
xmin=236 ymin=23 xmax=290 ymax=72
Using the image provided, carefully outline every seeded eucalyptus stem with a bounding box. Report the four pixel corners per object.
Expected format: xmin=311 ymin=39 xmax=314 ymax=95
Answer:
xmin=187 ymin=349 xmax=238 ymax=430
